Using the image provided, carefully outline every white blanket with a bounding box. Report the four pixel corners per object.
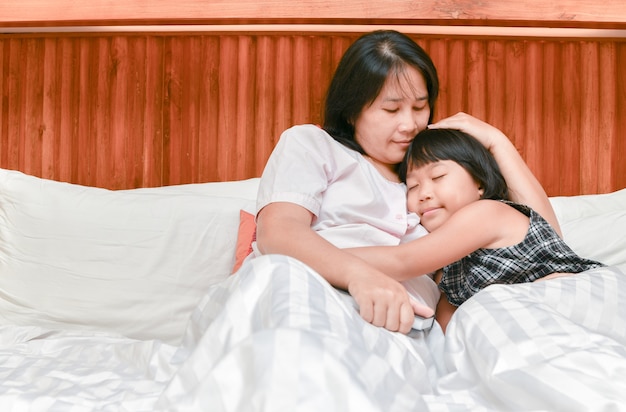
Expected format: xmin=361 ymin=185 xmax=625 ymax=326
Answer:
xmin=434 ymin=266 xmax=626 ymax=410
xmin=1 ymin=255 xmax=625 ymax=411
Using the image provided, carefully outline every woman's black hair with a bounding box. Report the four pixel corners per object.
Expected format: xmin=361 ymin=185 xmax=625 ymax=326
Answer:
xmin=322 ymin=30 xmax=439 ymax=154
xmin=398 ymin=128 xmax=509 ymax=200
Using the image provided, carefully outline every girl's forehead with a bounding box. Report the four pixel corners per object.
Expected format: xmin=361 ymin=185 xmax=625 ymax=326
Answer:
xmin=407 ymin=161 xmax=444 ymax=176
xmin=409 ymin=160 xmax=458 ymax=177
xmin=421 ymin=160 xmax=445 ymax=170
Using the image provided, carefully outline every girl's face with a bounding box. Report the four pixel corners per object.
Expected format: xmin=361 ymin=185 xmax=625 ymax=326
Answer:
xmin=406 ymin=160 xmax=484 ymax=232
xmin=353 ymin=66 xmax=430 ymax=180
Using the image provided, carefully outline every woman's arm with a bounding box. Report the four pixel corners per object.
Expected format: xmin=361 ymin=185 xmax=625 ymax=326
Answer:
xmin=429 ymin=112 xmax=562 ymax=237
xmin=256 ymin=202 xmax=434 ymax=333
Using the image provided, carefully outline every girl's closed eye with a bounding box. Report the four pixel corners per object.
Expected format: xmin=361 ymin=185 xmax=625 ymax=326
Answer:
xmin=408 ymin=183 xmax=420 ymax=192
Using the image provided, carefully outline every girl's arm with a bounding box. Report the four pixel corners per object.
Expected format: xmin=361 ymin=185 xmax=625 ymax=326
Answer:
xmin=256 ymin=202 xmax=434 ymax=333
xmin=345 ymin=200 xmax=524 ymax=280
xmin=429 ymin=112 xmax=562 ymax=237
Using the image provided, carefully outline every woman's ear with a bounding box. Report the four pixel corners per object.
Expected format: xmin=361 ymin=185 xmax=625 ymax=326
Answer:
xmin=478 ymin=187 xmax=485 ymax=198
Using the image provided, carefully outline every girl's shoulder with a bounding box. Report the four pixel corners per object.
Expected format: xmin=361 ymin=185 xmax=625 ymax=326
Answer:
xmin=498 ymin=200 xmax=533 ymax=216
xmin=465 ymin=199 xmax=532 ymax=218
xmin=454 ymin=200 xmax=529 ymax=235
xmin=460 ymin=199 xmax=516 ymax=218
xmin=477 ymin=200 xmax=531 ymax=247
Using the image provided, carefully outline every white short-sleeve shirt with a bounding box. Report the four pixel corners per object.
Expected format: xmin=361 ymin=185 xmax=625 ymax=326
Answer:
xmin=255 ymin=124 xmax=426 ymax=249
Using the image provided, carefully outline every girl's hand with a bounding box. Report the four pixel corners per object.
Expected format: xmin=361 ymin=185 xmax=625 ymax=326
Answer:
xmin=347 ymin=271 xmax=434 ymax=334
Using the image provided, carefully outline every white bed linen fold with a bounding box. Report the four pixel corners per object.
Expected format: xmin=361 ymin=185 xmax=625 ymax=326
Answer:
xmin=0 ymin=326 xmax=177 ymax=411
xmin=436 ymin=265 xmax=626 ymax=411
xmin=1 ymin=257 xmax=625 ymax=411
xmin=157 ymin=254 xmax=444 ymax=412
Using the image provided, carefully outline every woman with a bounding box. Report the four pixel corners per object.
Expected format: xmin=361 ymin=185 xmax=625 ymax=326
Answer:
xmin=253 ymin=30 xmax=558 ymax=335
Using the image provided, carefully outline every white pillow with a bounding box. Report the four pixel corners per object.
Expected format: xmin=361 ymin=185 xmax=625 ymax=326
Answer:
xmin=550 ymin=188 xmax=626 ymax=273
xmin=550 ymin=189 xmax=626 ymax=222
xmin=0 ymin=168 xmax=258 ymax=344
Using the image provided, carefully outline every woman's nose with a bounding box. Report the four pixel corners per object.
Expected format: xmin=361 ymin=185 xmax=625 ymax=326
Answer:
xmin=399 ymin=111 xmax=418 ymax=134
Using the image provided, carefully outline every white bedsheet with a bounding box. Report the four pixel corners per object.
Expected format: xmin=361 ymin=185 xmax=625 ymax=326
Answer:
xmin=1 ymin=255 xmax=625 ymax=411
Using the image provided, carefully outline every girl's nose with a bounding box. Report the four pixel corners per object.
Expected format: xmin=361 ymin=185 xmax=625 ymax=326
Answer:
xmin=417 ymin=183 xmax=432 ymax=201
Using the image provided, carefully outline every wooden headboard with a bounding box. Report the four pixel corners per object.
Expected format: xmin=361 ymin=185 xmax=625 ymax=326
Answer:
xmin=1 ymin=1 xmax=625 ymax=196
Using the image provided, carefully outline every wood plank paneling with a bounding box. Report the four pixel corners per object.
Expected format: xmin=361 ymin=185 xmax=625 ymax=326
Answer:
xmin=0 ymin=31 xmax=624 ymax=195
xmin=2 ymin=0 xmax=626 ymax=28
xmin=617 ymin=43 xmax=626 ymax=191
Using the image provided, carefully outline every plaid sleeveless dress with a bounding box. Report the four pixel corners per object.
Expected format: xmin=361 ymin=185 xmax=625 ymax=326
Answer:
xmin=439 ymin=201 xmax=605 ymax=306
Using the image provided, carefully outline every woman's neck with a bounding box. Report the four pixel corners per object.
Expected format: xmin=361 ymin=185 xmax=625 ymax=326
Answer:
xmin=364 ymin=155 xmax=401 ymax=183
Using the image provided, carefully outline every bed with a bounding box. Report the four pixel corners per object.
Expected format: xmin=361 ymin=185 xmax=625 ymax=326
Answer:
xmin=0 ymin=168 xmax=624 ymax=411
xmin=1 ymin=1 xmax=626 ymax=411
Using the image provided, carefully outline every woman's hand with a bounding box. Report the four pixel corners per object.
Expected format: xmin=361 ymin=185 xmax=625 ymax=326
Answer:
xmin=428 ymin=111 xmax=505 ymax=150
xmin=347 ymin=270 xmax=434 ymax=334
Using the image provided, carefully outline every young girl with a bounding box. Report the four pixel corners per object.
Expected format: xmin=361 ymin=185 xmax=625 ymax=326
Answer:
xmin=346 ymin=128 xmax=605 ymax=331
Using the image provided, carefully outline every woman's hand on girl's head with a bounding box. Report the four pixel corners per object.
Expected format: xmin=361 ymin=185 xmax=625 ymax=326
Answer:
xmin=428 ymin=112 xmax=506 ymax=151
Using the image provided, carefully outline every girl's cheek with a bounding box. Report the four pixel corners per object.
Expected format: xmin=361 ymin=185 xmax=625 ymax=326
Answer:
xmin=406 ymin=194 xmax=419 ymax=213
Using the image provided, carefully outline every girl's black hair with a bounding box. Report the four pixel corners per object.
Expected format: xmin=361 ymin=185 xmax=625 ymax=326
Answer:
xmin=398 ymin=128 xmax=509 ymax=200
xmin=322 ymin=30 xmax=439 ymax=154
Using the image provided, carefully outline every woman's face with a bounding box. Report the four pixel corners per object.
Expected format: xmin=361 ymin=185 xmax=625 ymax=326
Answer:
xmin=353 ymin=66 xmax=430 ymax=178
